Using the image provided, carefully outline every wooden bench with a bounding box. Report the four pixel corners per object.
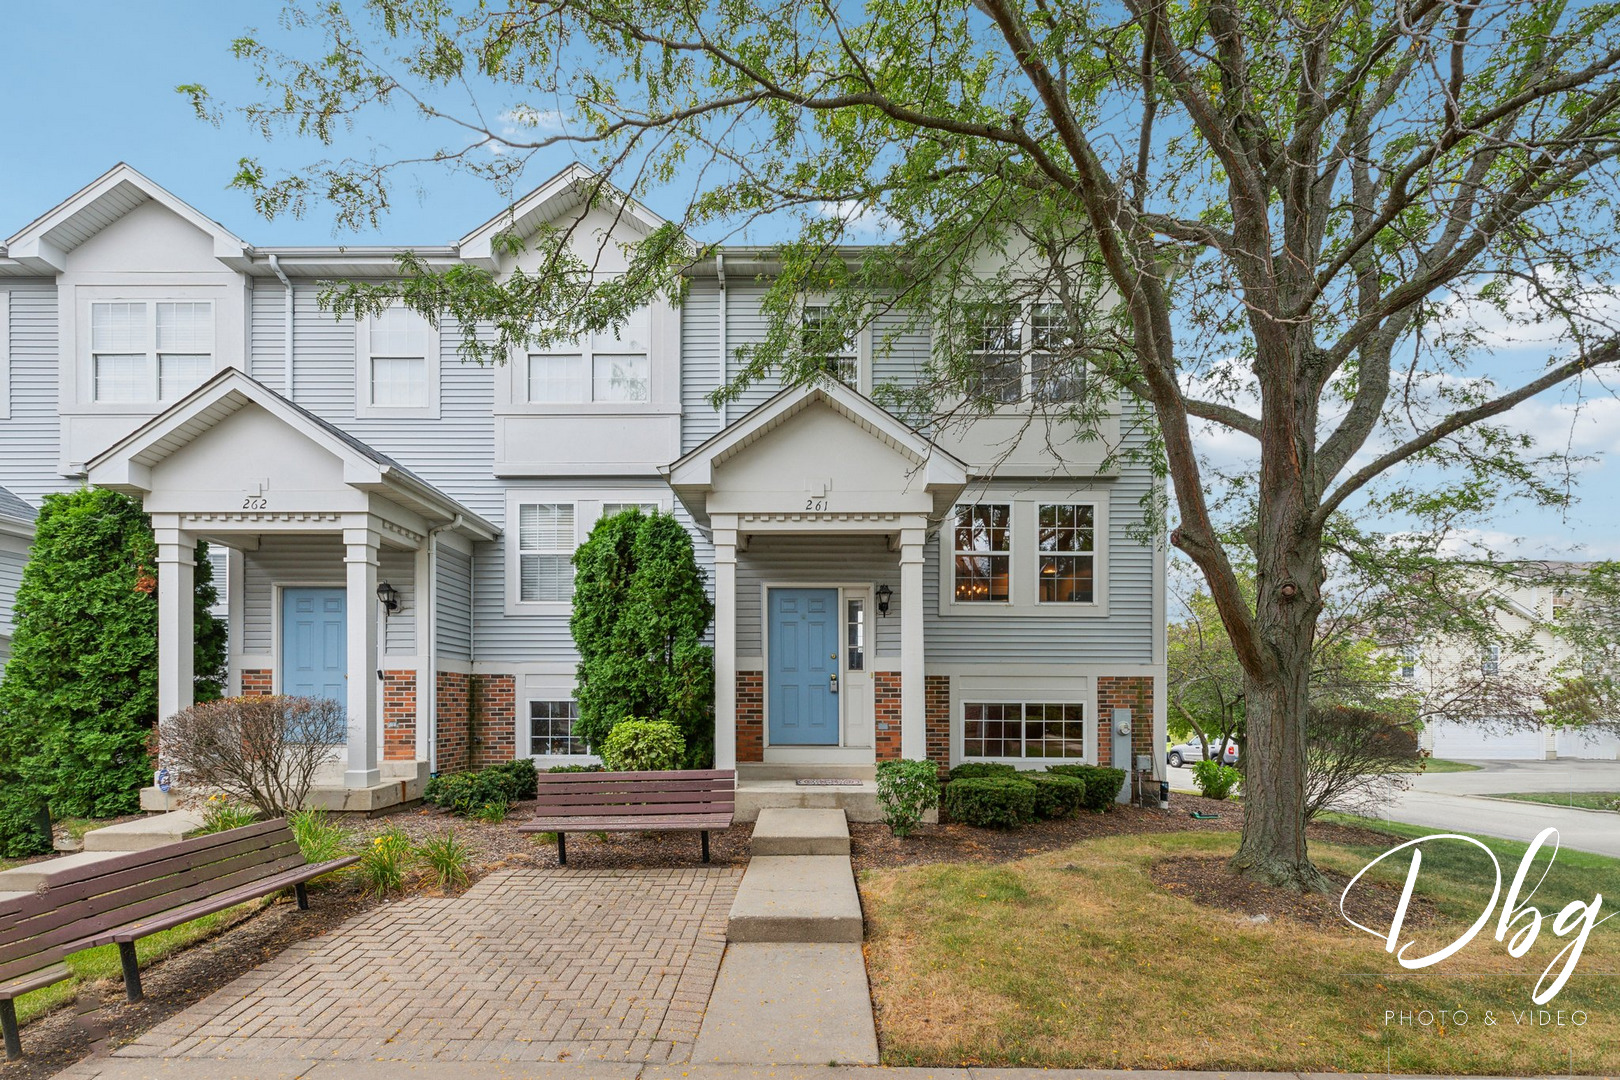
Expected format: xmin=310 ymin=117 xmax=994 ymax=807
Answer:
xmin=0 ymin=817 xmax=357 ymax=1059
xmin=516 ymin=769 xmax=736 ymax=865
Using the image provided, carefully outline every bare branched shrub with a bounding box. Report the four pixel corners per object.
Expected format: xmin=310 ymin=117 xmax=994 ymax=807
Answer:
xmin=1305 ymin=706 xmax=1421 ymax=821
xmin=163 ymin=695 xmax=345 ymax=817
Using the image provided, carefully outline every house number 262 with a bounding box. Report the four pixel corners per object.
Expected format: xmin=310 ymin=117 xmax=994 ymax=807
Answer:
xmin=805 ymin=498 xmax=828 ymax=511
xmin=242 ymin=497 xmax=268 ymax=510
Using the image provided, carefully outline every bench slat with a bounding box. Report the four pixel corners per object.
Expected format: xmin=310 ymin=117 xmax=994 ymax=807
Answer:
xmin=0 ymin=963 xmax=72 ymax=1002
xmin=103 ymin=856 xmax=359 ymax=943
xmin=528 ymin=800 xmax=733 ymax=817
xmin=0 ymin=835 xmax=298 ymax=951
xmin=532 ymin=788 xmax=733 ymax=805
xmin=534 ymin=769 xmax=734 ymax=784
xmin=519 ymin=814 xmax=735 ymax=833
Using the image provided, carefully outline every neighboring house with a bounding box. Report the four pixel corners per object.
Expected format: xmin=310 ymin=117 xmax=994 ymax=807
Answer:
xmin=1400 ymin=565 xmax=1620 ymax=762
xmin=0 ymin=163 xmax=1168 ymax=812
xmin=0 ymin=483 xmax=36 ymax=665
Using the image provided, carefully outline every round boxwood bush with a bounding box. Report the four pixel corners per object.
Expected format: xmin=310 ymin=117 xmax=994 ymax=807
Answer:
xmin=600 ymin=718 xmax=685 ymax=772
xmin=947 ymin=762 xmax=1018 ymax=782
xmin=1023 ymin=773 xmax=1087 ymax=819
xmin=1045 ymin=764 xmax=1127 ymax=812
xmin=942 ymin=775 xmax=1038 ymax=828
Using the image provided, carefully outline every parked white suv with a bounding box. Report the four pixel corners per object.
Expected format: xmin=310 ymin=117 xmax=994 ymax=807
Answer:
xmin=1166 ymin=738 xmax=1239 ymax=769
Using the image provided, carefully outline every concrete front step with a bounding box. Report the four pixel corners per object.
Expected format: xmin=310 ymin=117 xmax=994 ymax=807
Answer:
xmin=0 ymin=848 xmax=124 ymax=892
xmin=735 ymin=780 xmax=938 ymax=825
xmin=750 ymin=808 xmax=850 ymax=856
xmin=82 ymin=809 xmax=204 ymax=852
xmin=736 ymin=763 xmax=876 ymax=782
xmin=692 ymin=942 xmax=879 ymax=1064
xmin=726 ymin=855 xmax=863 ymax=943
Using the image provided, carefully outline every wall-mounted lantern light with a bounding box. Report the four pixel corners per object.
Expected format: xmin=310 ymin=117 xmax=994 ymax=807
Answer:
xmin=876 ymin=583 xmax=893 ymax=617
xmin=376 ymin=581 xmax=400 ymax=615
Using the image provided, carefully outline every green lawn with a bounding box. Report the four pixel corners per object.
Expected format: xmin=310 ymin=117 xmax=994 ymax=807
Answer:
xmin=1494 ymin=791 xmax=1619 ymax=812
xmin=862 ymin=815 xmax=1620 ymax=1073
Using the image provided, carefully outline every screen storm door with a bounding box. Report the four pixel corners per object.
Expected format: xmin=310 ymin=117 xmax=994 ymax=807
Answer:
xmin=768 ymin=588 xmax=840 ymax=745
xmin=281 ymin=588 xmax=347 ymax=703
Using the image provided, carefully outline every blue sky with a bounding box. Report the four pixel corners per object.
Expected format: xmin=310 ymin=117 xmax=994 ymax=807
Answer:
xmin=5 ymin=2 xmax=1619 ymax=560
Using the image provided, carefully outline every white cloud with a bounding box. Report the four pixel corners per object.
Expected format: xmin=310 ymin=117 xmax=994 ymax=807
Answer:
xmin=484 ymin=106 xmax=569 ymax=155
xmin=816 ymin=199 xmax=898 ymax=239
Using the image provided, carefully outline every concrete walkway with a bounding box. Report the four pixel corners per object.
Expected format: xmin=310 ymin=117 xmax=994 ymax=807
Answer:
xmin=692 ymin=808 xmax=879 ymax=1066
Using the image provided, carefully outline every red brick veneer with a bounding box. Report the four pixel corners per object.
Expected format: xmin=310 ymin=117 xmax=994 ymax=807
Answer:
xmin=471 ymin=673 xmax=517 ymax=767
xmin=874 ymin=672 xmax=902 ymax=760
xmin=925 ymin=674 xmax=951 ymax=776
xmin=736 ymin=671 xmax=764 ymax=763
xmin=436 ymin=671 xmax=471 ymax=773
xmin=1097 ymin=675 xmax=1155 ymax=770
xmin=241 ymin=669 xmax=273 ymax=697
xmin=382 ymin=670 xmax=417 ymax=761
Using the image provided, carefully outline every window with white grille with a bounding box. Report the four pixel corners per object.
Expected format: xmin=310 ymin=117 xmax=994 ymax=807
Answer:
xmin=358 ymin=305 xmax=436 ymax=414
xmin=962 ymin=701 xmax=1086 ymax=760
xmin=530 ymin=699 xmax=587 ymax=756
xmin=528 ymin=308 xmax=651 ymax=404
xmin=90 ymin=300 xmax=215 ymax=403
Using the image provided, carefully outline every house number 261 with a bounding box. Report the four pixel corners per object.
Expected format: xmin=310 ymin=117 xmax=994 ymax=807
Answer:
xmin=805 ymin=498 xmax=828 ymax=511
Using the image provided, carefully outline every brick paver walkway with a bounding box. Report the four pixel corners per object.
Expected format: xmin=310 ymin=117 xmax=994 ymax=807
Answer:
xmin=109 ymin=867 xmax=741 ymax=1065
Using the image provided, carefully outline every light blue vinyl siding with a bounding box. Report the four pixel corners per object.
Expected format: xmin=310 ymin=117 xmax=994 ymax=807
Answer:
xmin=0 ymin=547 xmax=26 ymax=633
xmin=436 ymin=548 xmax=473 ymax=661
xmin=0 ymin=283 xmax=70 ymax=506
xmin=242 ymin=535 xmax=345 ymax=655
xmin=735 ymin=536 xmax=901 ymax=659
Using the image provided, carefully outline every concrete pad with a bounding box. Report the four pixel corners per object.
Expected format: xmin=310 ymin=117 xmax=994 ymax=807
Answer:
xmin=736 ymin=780 xmax=938 ymax=824
xmin=727 ymin=855 xmax=862 ymax=943
xmin=82 ymin=809 xmax=203 ymax=851
xmin=49 ymin=1058 xmax=320 ymax=1080
xmin=304 ymin=1064 xmax=643 ymax=1079
xmin=693 ymin=942 xmax=878 ymax=1064
xmin=751 ymin=808 xmax=850 ymax=856
xmin=0 ymin=848 xmax=122 ymax=891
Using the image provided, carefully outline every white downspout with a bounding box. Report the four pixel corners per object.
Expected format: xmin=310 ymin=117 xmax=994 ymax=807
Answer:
xmin=423 ymin=514 xmax=463 ymax=775
xmin=268 ymin=254 xmax=294 ymax=399
xmin=716 ymin=252 xmax=728 ymax=426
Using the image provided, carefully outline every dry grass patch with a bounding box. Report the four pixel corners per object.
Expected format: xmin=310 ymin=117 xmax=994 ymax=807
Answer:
xmin=861 ymin=824 xmax=1620 ymax=1074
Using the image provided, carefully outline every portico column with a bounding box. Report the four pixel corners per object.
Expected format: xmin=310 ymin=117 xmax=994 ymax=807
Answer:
xmin=713 ymin=525 xmax=738 ymax=770
xmin=344 ymin=527 xmax=382 ymax=789
xmin=899 ymin=526 xmax=926 ymax=760
xmin=155 ymin=527 xmax=195 ymax=736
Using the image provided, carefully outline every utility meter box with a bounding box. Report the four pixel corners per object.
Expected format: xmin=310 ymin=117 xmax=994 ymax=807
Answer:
xmin=1110 ymin=708 xmax=1133 ymax=804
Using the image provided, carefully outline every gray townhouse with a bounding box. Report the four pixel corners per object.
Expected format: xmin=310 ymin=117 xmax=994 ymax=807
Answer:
xmin=0 ymin=163 xmax=1167 ymax=814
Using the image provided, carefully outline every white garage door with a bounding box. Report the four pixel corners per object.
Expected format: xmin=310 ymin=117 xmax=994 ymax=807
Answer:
xmin=1554 ymin=727 xmax=1620 ymax=761
xmin=1426 ymin=720 xmax=1547 ymax=761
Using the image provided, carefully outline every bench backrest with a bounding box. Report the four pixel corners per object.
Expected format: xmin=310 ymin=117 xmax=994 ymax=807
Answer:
xmin=0 ymin=818 xmax=303 ymax=985
xmin=531 ymin=769 xmax=735 ymax=818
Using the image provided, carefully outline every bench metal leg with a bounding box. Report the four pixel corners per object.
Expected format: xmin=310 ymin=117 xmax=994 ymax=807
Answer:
xmin=557 ymin=832 xmax=567 ymax=866
xmin=1 ymin=998 xmax=21 ymax=1061
xmin=295 ymin=882 xmax=310 ymax=910
xmin=119 ymin=941 xmax=143 ymax=1003
xmin=701 ymin=830 xmax=710 ymax=863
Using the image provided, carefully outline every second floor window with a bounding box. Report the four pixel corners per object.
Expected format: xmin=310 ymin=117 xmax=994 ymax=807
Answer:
xmin=802 ymin=304 xmax=857 ymax=385
xmin=953 ymin=503 xmax=1011 ymax=602
xmin=963 ymin=301 xmax=1085 ymax=407
xmin=1481 ymin=644 xmax=1501 ymax=677
xmin=965 ymin=305 xmax=1022 ymax=405
xmin=365 ymin=307 xmax=430 ymax=408
xmin=518 ymin=502 xmax=575 ymax=602
xmin=91 ymin=300 xmax=214 ymax=403
xmin=528 ymin=309 xmax=651 ymax=405
xmin=1037 ymin=503 xmax=1095 ymax=603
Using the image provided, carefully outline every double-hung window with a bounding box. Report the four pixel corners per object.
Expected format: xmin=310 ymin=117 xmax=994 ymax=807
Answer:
xmin=357 ymin=305 xmax=438 ymax=417
xmin=528 ymin=308 xmax=651 ymax=404
xmin=1481 ymin=644 xmax=1501 ymax=677
xmin=91 ymin=300 xmax=214 ymax=403
xmin=960 ymin=301 xmax=1084 ymax=407
xmin=1030 ymin=303 xmax=1084 ymax=403
xmin=952 ymin=503 xmax=1011 ymax=602
xmin=518 ymin=503 xmax=576 ymax=602
xmin=965 ymin=305 xmax=1021 ymax=405
xmin=1037 ymin=503 xmax=1095 ymax=603
xmin=802 ymin=304 xmax=858 ymax=386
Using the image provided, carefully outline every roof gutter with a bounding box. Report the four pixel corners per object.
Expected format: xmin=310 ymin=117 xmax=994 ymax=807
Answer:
xmin=267 ymin=254 xmax=294 ymax=399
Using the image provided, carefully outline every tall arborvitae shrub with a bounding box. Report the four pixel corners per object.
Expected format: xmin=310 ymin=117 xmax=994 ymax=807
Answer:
xmin=0 ymin=489 xmax=228 ymax=830
xmin=571 ymin=509 xmax=715 ymax=766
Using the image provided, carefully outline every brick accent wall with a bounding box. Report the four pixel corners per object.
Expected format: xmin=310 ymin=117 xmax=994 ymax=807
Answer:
xmin=241 ymin=669 xmax=273 ymax=697
xmin=1097 ymin=675 xmax=1155 ymax=772
xmin=382 ymin=670 xmax=417 ymax=762
xmin=436 ymin=671 xmax=471 ymax=773
xmin=874 ymin=672 xmax=902 ymax=760
xmin=472 ymin=673 xmax=517 ymax=767
xmin=925 ymin=674 xmax=951 ymax=776
xmin=736 ymin=671 xmax=764 ymax=763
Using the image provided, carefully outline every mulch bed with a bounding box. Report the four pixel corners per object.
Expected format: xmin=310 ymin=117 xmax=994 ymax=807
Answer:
xmin=1148 ymin=854 xmax=1440 ymax=932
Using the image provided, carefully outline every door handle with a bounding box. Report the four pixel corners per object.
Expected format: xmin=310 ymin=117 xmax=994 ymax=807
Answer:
xmin=829 ymin=673 xmax=839 ymax=694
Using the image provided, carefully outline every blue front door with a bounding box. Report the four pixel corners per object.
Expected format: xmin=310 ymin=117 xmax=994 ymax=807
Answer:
xmin=282 ymin=588 xmax=347 ymax=702
xmin=768 ymin=588 xmax=840 ymax=745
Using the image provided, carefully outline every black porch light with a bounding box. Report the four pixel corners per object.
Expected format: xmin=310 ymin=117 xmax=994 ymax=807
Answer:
xmin=876 ymin=583 xmax=893 ymax=617
xmin=376 ymin=581 xmax=401 ymax=615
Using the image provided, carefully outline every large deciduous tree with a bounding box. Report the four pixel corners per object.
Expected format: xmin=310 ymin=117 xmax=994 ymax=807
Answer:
xmin=194 ymin=0 xmax=1620 ymax=887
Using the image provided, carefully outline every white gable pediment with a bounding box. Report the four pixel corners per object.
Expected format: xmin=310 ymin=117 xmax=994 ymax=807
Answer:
xmin=457 ymin=162 xmax=668 ymax=272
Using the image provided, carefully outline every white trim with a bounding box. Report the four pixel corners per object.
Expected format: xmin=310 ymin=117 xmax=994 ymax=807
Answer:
xmin=84 ymin=297 xmax=218 ymax=406
xmin=945 ymin=674 xmax=1100 ymax=768
xmin=355 ymin=305 xmax=441 ymax=419
xmin=0 ymin=291 xmax=9 ymax=421
xmin=501 ymin=486 xmax=671 ymax=616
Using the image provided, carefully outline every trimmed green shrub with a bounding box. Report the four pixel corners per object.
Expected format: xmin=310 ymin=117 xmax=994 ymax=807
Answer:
xmin=947 ymin=762 xmax=1017 ymax=782
xmin=424 ymin=760 xmax=536 ymax=816
xmin=1023 ymin=773 xmax=1087 ymax=819
xmin=942 ymin=776 xmax=1038 ymax=828
xmin=1192 ymin=759 xmax=1241 ymax=800
xmin=0 ymin=784 xmax=52 ymax=859
xmin=486 ymin=758 xmax=538 ymax=800
xmin=600 ymin=718 xmax=685 ymax=772
xmin=0 ymin=489 xmax=226 ymax=830
xmin=572 ymin=509 xmax=715 ymax=768
xmin=875 ymin=759 xmax=940 ymax=837
xmin=547 ymin=764 xmax=603 ymax=773
xmin=1045 ymin=764 xmax=1127 ymax=812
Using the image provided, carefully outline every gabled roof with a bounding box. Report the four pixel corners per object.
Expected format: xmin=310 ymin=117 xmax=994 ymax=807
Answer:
xmin=4 ymin=164 xmax=250 ymax=274
xmin=663 ymin=378 xmax=968 ymax=526
xmin=0 ymin=483 xmax=35 ymax=535
xmin=84 ymin=369 xmax=497 ymax=540
xmin=457 ymin=162 xmax=668 ymax=268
